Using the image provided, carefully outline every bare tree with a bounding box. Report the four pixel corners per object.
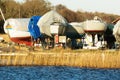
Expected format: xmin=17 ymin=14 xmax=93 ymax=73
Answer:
xmin=1 ymin=0 xmax=20 ymax=18
xmin=21 ymin=0 xmax=51 ymax=17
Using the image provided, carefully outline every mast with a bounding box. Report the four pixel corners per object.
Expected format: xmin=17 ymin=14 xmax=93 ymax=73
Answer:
xmin=0 ymin=8 xmax=5 ymax=22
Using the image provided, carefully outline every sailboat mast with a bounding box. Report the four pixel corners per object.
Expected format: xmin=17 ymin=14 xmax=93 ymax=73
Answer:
xmin=0 ymin=8 xmax=5 ymax=22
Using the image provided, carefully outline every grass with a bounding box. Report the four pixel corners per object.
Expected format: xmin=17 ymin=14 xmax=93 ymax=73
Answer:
xmin=0 ymin=34 xmax=120 ymax=68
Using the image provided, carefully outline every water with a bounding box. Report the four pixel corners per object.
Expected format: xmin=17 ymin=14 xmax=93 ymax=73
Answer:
xmin=0 ymin=66 xmax=120 ymax=80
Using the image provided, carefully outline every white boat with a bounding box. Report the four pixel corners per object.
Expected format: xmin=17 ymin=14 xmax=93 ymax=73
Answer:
xmin=83 ymin=17 xmax=107 ymax=34
xmin=113 ymin=20 xmax=120 ymax=43
xmin=4 ymin=18 xmax=31 ymax=45
xmin=83 ymin=16 xmax=107 ymax=46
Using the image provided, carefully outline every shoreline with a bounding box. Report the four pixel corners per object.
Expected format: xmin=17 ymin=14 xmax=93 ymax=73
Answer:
xmin=0 ymin=34 xmax=120 ymax=68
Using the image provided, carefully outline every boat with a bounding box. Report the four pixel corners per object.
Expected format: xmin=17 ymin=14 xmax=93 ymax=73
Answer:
xmin=4 ymin=18 xmax=31 ymax=46
xmin=83 ymin=16 xmax=107 ymax=34
xmin=83 ymin=16 xmax=107 ymax=46
xmin=37 ymin=10 xmax=69 ymax=49
xmin=37 ymin=10 xmax=68 ymax=37
xmin=28 ymin=16 xmax=42 ymax=39
xmin=66 ymin=22 xmax=85 ymax=39
xmin=113 ymin=20 xmax=120 ymax=43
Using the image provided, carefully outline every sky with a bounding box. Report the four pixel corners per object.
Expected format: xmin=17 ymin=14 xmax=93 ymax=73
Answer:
xmin=16 ymin=0 xmax=120 ymax=15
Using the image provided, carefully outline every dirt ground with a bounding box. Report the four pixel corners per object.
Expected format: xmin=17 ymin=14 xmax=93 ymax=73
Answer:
xmin=0 ymin=33 xmax=119 ymax=53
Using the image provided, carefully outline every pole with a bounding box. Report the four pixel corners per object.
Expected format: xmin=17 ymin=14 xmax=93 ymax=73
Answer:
xmin=0 ymin=8 xmax=5 ymax=22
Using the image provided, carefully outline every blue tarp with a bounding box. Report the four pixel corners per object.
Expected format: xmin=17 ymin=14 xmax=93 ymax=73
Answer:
xmin=28 ymin=16 xmax=42 ymax=39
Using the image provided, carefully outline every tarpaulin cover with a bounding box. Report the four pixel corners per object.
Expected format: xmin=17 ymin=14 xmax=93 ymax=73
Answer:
xmin=28 ymin=16 xmax=42 ymax=39
xmin=37 ymin=10 xmax=68 ymax=37
xmin=103 ymin=24 xmax=116 ymax=43
xmin=107 ymin=24 xmax=114 ymax=31
xmin=113 ymin=20 xmax=120 ymax=42
xmin=66 ymin=22 xmax=85 ymax=38
xmin=4 ymin=18 xmax=30 ymax=33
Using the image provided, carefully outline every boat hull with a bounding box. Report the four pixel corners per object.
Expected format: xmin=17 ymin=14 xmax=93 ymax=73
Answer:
xmin=8 ymin=29 xmax=32 ymax=46
xmin=3 ymin=18 xmax=32 ymax=46
xmin=84 ymin=20 xmax=107 ymax=34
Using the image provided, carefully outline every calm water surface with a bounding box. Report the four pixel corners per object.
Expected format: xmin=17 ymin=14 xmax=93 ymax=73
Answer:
xmin=0 ymin=66 xmax=120 ymax=80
